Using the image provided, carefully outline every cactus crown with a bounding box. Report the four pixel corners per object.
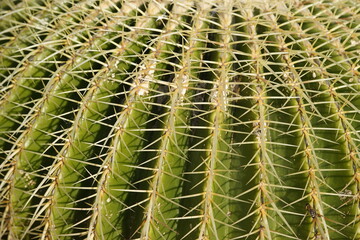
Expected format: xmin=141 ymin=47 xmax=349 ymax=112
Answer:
xmin=0 ymin=0 xmax=360 ymax=239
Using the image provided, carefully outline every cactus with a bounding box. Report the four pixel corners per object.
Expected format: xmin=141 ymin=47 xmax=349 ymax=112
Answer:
xmin=0 ymin=0 xmax=360 ymax=239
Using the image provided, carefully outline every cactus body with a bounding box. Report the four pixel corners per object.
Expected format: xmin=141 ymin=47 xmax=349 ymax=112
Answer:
xmin=1 ymin=0 xmax=360 ymax=239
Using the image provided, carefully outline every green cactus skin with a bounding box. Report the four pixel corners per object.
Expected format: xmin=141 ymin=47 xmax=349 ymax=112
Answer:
xmin=1 ymin=0 xmax=360 ymax=239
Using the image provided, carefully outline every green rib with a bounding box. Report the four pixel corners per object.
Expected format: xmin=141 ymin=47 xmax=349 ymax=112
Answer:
xmin=48 ymin=3 xmax=162 ymax=239
xmin=197 ymin=3 xmax=235 ymax=239
xmin=137 ymin=4 xmax=193 ymax=239
xmin=83 ymin=2 xmax=176 ymax=239
xmin=176 ymin=3 xmax=215 ymax=239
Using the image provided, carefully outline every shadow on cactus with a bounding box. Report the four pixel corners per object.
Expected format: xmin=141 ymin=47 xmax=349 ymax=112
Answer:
xmin=0 ymin=0 xmax=359 ymax=239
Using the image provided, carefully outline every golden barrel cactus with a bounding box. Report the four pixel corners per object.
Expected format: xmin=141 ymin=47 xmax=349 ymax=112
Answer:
xmin=0 ymin=0 xmax=359 ymax=239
